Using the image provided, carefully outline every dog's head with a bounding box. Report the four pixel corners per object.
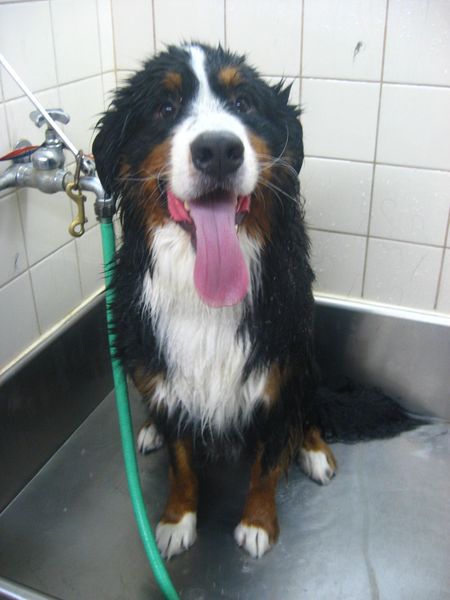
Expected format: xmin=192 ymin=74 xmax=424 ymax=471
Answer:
xmin=93 ymin=43 xmax=303 ymax=307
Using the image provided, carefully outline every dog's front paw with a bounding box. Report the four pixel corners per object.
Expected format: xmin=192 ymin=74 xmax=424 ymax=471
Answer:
xmin=137 ymin=423 xmax=164 ymax=454
xmin=234 ymin=522 xmax=272 ymax=558
xmin=156 ymin=512 xmax=197 ymax=559
xmin=299 ymin=448 xmax=336 ymax=485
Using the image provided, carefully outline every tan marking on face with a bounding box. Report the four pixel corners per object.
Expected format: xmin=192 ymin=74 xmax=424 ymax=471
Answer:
xmin=137 ymin=139 xmax=172 ymax=233
xmin=238 ymin=133 xmax=271 ymax=242
xmin=249 ymin=133 xmax=272 ymax=179
xmin=163 ymin=71 xmax=182 ymax=92
xmin=302 ymin=427 xmax=338 ymax=471
xmin=218 ymin=66 xmax=242 ymax=88
xmin=160 ymin=439 xmax=199 ymax=524
xmin=241 ymin=187 xmax=272 ymax=245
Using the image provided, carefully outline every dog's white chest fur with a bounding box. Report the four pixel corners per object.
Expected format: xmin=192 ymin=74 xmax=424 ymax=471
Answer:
xmin=141 ymin=222 xmax=267 ymax=433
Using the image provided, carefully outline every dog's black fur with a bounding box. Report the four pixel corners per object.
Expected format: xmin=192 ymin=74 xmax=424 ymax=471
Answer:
xmin=93 ymin=43 xmax=423 ymax=558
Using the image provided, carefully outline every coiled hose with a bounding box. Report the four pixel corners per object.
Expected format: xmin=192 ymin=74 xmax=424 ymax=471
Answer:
xmin=100 ymin=221 xmax=179 ymax=600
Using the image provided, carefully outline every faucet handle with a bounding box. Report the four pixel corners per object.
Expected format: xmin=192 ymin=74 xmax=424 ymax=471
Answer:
xmin=30 ymin=108 xmax=70 ymax=128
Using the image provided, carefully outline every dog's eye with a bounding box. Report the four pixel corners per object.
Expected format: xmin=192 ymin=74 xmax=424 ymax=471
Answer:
xmin=158 ymin=101 xmax=177 ymax=119
xmin=234 ymin=96 xmax=252 ymax=114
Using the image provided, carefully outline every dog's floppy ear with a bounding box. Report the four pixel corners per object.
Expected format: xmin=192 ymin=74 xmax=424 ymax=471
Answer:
xmin=92 ymin=110 xmax=129 ymax=196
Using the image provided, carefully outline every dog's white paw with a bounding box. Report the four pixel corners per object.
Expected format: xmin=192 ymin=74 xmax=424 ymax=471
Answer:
xmin=299 ymin=449 xmax=336 ymax=485
xmin=234 ymin=523 xmax=272 ymax=558
xmin=137 ymin=423 xmax=164 ymax=454
xmin=156 ymin=512 xmax=197 ymax=559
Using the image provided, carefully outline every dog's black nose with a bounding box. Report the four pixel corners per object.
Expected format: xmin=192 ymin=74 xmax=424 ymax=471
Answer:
xmin=190 ymin=131 xmax=244 ymax=179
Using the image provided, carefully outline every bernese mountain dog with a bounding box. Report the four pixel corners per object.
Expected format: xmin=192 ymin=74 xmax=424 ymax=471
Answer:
xmin=93 ymin=43 xmax=337 ymax=560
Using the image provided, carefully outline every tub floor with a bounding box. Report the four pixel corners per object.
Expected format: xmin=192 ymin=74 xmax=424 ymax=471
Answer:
xmin=0 ymin=390 xmax=449 ymax=600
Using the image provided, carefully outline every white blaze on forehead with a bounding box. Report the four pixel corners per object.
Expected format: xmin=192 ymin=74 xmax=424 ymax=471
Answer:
xmin=169 ymin=45 xmax=258 ymax=200
xmin=189 ymin=45 xmax=218 ymax=109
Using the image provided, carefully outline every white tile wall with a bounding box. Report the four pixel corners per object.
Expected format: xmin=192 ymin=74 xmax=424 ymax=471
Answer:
xmin=154 ymin=0 xmax=224 ymax=49
xmin=301 ymin=157 xmax=372 ymax=235
xmin=97 ymin=0 xmax=116 ymax=72
xmin=51 ymin=0 xmax=102 ymax=85
xmin=0 ymin=273 xmax=39 ymax=367
xmin=18 ymin=188 xmax=73 ymax=265
xmin=302 ymin=0 xmax=386 ymax=81
xmin=436 ymin=250 xmax=450 ymax=313
xmin=59 ymin=76 xmax=105 ymax=152
xmin=377 ymin=84 xmax=450 ymax=170
xmin=363 ymin=239 xmax=442 ymax=310
xmin=226 ymin=0 xmax=301 ymax=76
xmin=75 ymin=225 xmax=104 ymax=299
xmin=1 ymin=0 xmax=450 ymax=372
xmin=0 ymin=103 xmax=10 ymax=165
xmin=30 ymin=241 xmax=82 ymax=331
xmin=301 ymin=79 xmax=380 ymax=162
xmin=309 ymin=230 xmax=366 ymax=297
xmin=5 ymin=88 xmax=59 ymax=148
xmin=0 ymin=192 xmax=27 ymax=286
xmin=384 ymin=0 xmax=450 ymax=86
xmin=111 ymin=0 xmax=154 ymax=70
xmin=0 ymin=2 xmax=57 ymax=100
xmin=370 ymin=166 xmax=450 ymax=246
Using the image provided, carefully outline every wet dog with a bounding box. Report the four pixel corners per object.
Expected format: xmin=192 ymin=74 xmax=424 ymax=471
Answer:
xmin=93 ymin=43 xmax=336 ymax=559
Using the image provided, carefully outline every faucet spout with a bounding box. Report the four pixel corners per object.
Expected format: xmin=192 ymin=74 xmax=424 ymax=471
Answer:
xmin=78 ymin=175 xmax=107 ymax=200
xmin=0 ymin=167 xmax=18 ymax=192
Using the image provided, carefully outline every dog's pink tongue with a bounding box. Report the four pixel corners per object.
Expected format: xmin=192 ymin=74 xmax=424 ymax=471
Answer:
xmin=189 ymin=192 xmax=249 ymax=307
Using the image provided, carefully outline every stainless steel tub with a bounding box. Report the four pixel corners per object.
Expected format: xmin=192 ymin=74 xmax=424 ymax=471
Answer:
xmin=0 ymin=296 xmax=449 ymax=600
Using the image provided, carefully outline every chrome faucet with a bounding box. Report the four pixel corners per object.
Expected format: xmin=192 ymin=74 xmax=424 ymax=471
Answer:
xmin=0 ymin=108 xmax=113 ymax=235
xmin=0 ymin=108 xmax=76 ymax=194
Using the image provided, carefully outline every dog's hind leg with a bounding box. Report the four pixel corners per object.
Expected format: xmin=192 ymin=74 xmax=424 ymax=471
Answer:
xmin=298 ymin=426 xmax=337 ymax=485
xmin=156 ymin=438 xmax=198 ymax=559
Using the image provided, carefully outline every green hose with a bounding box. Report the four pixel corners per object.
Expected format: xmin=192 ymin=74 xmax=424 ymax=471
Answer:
xmin=100 ymin=221 xmax=179 ymax=600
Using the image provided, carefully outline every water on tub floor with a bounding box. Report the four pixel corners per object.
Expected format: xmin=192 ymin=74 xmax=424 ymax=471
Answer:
xmin=0 ymin=390 xmax=449 ymax=600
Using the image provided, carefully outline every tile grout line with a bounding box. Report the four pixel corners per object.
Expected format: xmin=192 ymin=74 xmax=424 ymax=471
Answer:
xmin=298 ymin=0 xmax=305 ymax=104
xmin=360 ymin=0 xmax=389 ymax=298
xmin=2 ymin=72 xmax=113 ymax=106
xmin=72 ymin=232 xmax=86 ymax=299
xmin=433 ymin=209 xmax=450 ymax=310
xmin=26 ymin=268 xmax=43 ymax=335
xmin=109 ymin=0 xmax=119 ymax=75
xmin=151 ymin=0 xmax=157 ymax=54
xmin=15 ymin=189 xmax=34 ymax=272
xmin=47 ymin=0 xmax=62 ymax=90
xmin=308 ymin=226 xmax=447 ymax=251
xmin=303 ymin=155 xmax=450 ymax=174
xmin=94 ymin=0 xmax=107 ymax=107
xmin=223 ymin=0 xmax=227 ymax=49
xmin=28 ymin=0 xmax=62 ymax=333
xmin=0 ymin=63 xmax=5 ymax=105
xmin=300 ymin=76 xmax=450 ymax=89
xmin=0 ymin=0 xmax=47 ymax=4
xmin=0 ymin=227 xmax=98 ymax=293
